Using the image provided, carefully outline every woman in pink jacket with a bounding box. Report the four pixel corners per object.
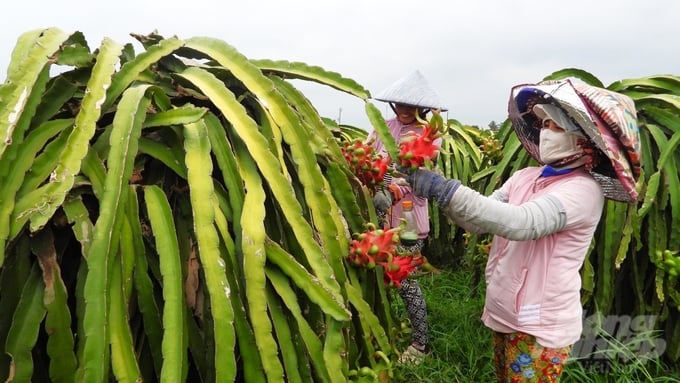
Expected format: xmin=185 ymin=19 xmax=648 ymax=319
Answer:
xmin=403 ymin=79 xmax=640 ymax=382
xmin=367 ymin=70 xmax=447 ymax=364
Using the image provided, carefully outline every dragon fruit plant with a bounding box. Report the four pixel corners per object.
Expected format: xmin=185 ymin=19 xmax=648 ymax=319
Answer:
xmin=343 ymin=112 xmax=444 ymax=286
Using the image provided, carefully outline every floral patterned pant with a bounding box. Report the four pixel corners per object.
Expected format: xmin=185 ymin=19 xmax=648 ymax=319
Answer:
xmin=492 ymin=331 xmax=571 ymax=383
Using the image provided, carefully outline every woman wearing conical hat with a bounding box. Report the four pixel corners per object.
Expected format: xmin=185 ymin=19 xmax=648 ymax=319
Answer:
xmin=367 ymin=70 xmax=448 ymax=365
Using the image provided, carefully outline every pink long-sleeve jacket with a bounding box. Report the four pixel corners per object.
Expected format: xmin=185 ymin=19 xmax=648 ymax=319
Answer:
xmin=441 ymin=166 xmax=604 ymax=348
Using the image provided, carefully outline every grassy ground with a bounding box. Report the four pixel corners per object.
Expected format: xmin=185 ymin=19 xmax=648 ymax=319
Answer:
xmin=389 ymin=269 xmax=680 ymax=382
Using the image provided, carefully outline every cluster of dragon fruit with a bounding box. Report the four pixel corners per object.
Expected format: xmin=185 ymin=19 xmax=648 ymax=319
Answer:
xmin=340 ymin=114 xmax=443 ymax=287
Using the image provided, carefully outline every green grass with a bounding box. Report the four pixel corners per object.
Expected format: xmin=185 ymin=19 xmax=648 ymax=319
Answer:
xmin=389 ymin=269 xmax=680 ymax=382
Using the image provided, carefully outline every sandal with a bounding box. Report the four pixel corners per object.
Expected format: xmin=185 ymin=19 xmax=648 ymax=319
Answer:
xmin=397 ymin=344 xmax=427 ymax=365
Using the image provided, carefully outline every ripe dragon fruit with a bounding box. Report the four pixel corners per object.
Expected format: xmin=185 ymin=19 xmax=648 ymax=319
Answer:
xmin=340 ymin=139 xmax=391 ymax=192
xmin=348 ymin=223 xmax=435 ymax=287
xmin=397 ymin=113 xmax=444 ymax=171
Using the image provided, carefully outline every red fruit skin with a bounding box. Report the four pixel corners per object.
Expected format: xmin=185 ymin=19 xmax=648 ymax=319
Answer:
xmin=341 ymin=139 xmax=391 ymax=191
xmin=396 ymin=124 xmax=441 ymax=169
xmin=348 ymin=225 xmax=398 ymax=268
xmin=381 ymin=255 xmax=425 ymax=287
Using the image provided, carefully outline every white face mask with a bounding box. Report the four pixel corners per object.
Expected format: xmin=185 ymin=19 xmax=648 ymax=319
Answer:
xmin=539 ymin=129 xmax=583 ymax=164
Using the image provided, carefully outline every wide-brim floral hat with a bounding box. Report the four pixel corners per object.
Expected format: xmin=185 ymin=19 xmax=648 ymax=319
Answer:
xmin=508 ymin=78 xmax=641 ymax=202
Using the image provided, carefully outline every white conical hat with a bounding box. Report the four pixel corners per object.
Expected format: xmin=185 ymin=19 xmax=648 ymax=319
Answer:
xmin=374 ymin=70 xmax=448 ymax=111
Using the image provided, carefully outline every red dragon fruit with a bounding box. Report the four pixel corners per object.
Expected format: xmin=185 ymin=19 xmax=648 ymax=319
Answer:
xmin=382 ymin=253 xmax=425 ymax=288
xmin=340 ymin=139 xmax=391 ymax=191
xmin=348 ymin=223 xmax=436 ymax=287
xmin=348 ymin=223 xmax=400 ymax=269
xmin=397 ymin=113 xmax=445 ymax=171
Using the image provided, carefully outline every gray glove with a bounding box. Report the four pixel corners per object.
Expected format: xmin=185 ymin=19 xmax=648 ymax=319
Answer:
xmin=406 ymin=168 xmax=461 ymax=206
xmin=372 ymin=189 xmax=393 ymax=212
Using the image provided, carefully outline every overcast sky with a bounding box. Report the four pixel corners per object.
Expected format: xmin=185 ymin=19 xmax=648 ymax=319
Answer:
xmin=2 ymin=0 xmax=679 ymax=129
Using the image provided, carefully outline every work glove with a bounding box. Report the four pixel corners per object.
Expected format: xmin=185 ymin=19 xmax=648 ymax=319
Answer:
xmin=372 ymin=183 xmax=405 ymax=212
xmin=405 ymin=168 xmax=461 ymax=207
xmin=372 ymin=189 xmax=393 ymax=212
